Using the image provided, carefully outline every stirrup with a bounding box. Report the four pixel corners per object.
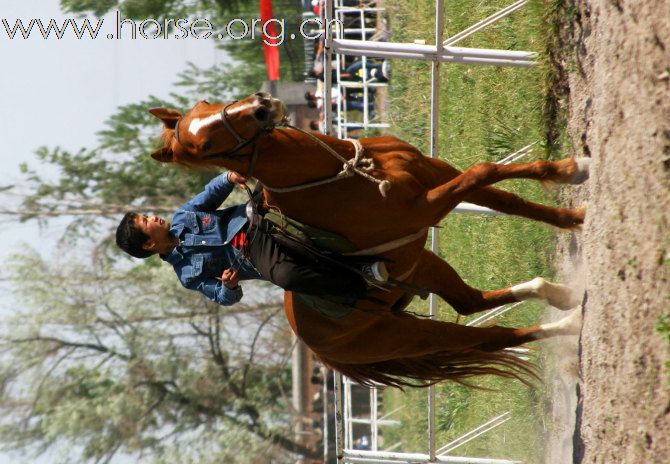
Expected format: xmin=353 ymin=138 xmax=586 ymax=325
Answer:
xmin=361 ymin=261 xmax=389 ymax=283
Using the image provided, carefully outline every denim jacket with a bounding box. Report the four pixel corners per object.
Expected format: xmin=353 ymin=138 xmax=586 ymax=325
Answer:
xmin=162 ymin=173 xmax=262 ymax=306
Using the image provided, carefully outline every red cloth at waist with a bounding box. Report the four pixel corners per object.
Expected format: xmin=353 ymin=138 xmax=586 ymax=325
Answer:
xmin=231 ymin=229 xmax=249 ymax=249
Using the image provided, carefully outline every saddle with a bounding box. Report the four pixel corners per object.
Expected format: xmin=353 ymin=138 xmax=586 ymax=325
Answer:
xmin=244 ymin=185 xmax=427 ymax=317
xmin=245 ymin=185 xmax=371 ymax=268
xmin=244 ymin=185 xmax=375 ymax=318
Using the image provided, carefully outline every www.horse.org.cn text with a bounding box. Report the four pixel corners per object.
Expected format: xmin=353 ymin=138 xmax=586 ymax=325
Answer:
xmin=1 ymin=12 xmax=344 ymax=45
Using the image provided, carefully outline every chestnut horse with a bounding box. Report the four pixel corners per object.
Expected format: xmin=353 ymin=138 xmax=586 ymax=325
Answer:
xmin=147 ymin=92 xmax=587 ymax=387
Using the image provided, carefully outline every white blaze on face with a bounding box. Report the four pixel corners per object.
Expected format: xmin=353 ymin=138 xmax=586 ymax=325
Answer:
xmin=187 ymin=102 xmax=256 ymax=138
xmin=187 ymin=113 xmax=222 ymax=137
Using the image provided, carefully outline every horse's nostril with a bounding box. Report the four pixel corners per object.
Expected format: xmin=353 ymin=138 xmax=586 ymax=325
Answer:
xmin=255 ymin=92 xmax=272 ymax=108
xmin=254 ymin=107 xmax=269 ymax=121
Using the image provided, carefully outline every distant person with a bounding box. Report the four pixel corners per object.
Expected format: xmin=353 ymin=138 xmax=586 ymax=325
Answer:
xmin=343 ymin=60 xmax=389 ymax=83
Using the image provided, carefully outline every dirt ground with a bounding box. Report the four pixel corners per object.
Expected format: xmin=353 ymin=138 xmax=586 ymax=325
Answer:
xmin=544 ymin=1 xmax=670 ymax=463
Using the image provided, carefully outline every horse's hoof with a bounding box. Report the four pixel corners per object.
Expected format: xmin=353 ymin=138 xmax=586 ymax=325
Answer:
xmin=574 ymin=203 xmax=587 ymax=222
xmin=556 ymin=310 xmax=583 ymax=335
xmin=512 ymin=277 xmax=581 ymax=309
xmin=542 ymin=279 xmax=582 ymax=310
xmin=560 ymin=203 xmax=587 ymax=231
xmin=568 ymin=158 xmax=591 ymax=184
xmin=539 ymin=309 xmax=582 ymax=336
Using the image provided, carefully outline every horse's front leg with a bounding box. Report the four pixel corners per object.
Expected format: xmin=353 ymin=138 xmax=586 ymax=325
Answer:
xmin=410 ymin=249 xmax=581 ymax=313
xmin=419 ymin=158 xmax=590 ymax=223
xmin=423 ymin=157 xmax=586 ymax=229
xmin=465 ymin=186 xmax=586 ymax=229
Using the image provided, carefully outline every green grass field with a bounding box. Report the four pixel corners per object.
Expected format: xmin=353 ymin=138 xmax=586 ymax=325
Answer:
xmin=376 ymin=1 xmax=565 ymax=461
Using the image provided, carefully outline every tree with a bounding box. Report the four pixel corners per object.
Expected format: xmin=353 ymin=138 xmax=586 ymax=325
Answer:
xmin=5 ymin=93 xmax=246 ymax=254
xmin=60 ymin=0 xmax=243 ymax=19
xmin=0 ymin=248 xmax=316 ymax=463
xmin=0 ymin=3 xmax=313 ymax=459
xmin=60 ymin=0 xmax=307 ymax=83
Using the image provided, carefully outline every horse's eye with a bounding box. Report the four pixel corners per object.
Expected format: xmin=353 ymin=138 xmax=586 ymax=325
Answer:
xmin=201 ymin=141 xmax=212 ymax=152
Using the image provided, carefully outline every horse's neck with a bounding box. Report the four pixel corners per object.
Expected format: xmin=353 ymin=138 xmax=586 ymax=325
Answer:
xmin=254 ymin=129 xmax=356 ymax=188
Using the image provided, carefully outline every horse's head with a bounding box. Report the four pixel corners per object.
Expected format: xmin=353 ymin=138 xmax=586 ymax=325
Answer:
xmin=148 ymin=92 xmax=287 ymax=172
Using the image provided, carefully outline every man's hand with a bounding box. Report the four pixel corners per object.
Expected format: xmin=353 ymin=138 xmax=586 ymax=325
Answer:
xmin=227 ymin=171 xmax=248 ymax=190
xmin=219 ymin=268 xmax=240 ymax=289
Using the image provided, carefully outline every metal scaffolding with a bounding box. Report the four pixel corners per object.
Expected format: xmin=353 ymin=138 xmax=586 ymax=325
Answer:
xmin=321 ymin=1 xmax=535 ymax=463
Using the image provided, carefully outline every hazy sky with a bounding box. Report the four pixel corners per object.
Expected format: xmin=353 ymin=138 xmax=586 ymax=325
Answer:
xmin=0 ymin=1 xmax=222 ymax=461
xmin=0 ymin=0 xmax=221 ymax=272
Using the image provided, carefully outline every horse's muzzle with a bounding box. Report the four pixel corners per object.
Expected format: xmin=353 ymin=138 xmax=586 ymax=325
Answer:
xmin=256 ymin=93 xmax=288 ymax=125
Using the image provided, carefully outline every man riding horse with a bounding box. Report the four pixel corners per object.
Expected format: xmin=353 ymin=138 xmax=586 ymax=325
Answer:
xmin=131 ymin=92 xmax=587 ymax=387
xmin=116 ymin=170 xmax=389 ymax=307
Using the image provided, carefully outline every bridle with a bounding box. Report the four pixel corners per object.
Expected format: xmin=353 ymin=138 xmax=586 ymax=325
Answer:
xmin=173 ymin=101 xmax=279 ymax=177
xmin=172 ymin=99 xmax=391 ymax=197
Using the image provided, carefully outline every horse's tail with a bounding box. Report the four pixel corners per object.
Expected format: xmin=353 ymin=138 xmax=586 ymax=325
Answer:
xmin=287 ymin=292 xmax=541 ymax=388
xmin=318 ymin=348 xmax=538 ymax=389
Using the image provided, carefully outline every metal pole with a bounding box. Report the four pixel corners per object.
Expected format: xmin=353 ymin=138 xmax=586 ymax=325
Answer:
xmin=428 ymin=0 xmax=445 ymax=461
xmin=346 ymin=377 xmax=354 ymax=449
xmin=341 ymin=449 xmax=522 ymax=464
xmin=437 ymin=412 xmax=512 ymax=455
xmin=371 ymin=386 xmax=379 ymax=452
xmin=466 ymin=303 xmax=522 ymax=327
xmin=333 ymin=39 xmax=535 ymax=61
xmin=453 ymin=202 xmax=505 ymax=215
xmin=443 ymin=1 xmax=528 ymax=46
xmin=348 ymin=418 xmax=400 ymax=426
xmin=323 ymin=368 xmax=330 ymax=464
xmin=337 ymin=51 xmax=535 ymax=67
xmin=334 ymin=372 xmax=345 ymax=464
xmin=323 ymin=0 xmax=334 ymax=135
xmin=331 ymin=47 xmax=535 ymax=67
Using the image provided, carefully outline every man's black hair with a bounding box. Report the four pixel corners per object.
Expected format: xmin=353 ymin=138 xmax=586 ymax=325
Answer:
xmin=116 ymin=212 xmax=153 ymax=259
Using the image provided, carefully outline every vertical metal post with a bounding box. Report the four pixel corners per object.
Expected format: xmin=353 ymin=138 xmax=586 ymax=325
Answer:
xmin=371 ymin=386 xmax=379 ymax=452
xmin=323 ymin=368 xmax=330 ymax=464
xmin=323 ymin=0 xmax=334 ymax=135
xmin=360 ymin=8 xmax=369 ymax=128
xmin=428 ymin=1 xmax=445 ymax=462
xmin=345 ymin=377 xmax=354 ymax=448
xmin=334 ymin=372 xmax=345 ymax=464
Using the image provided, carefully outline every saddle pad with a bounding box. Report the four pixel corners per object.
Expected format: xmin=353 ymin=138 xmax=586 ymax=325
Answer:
xmin=263 ymin=209 xmax=357 ymax=254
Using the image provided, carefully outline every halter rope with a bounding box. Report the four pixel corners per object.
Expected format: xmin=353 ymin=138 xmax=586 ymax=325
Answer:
xmin=262 ymin=124 xmax=392 ymax=198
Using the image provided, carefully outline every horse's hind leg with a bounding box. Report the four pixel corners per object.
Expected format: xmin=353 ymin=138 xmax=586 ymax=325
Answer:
xmin=410 ymin=249 xmax=515 ymax=314
xmin=477 ymin=310 xmax=582 ymax=351
xmin=420 ymin=158 xmax=590 ymax=223
xmin=410 ymin=249 xmax=580 ymax=314
xmin=289 ymin=293 xmax=581 ymax=365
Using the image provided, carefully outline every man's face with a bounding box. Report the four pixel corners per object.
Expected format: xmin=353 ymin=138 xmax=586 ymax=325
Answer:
xmin=134 ymin=214 xmax=171 ymax=252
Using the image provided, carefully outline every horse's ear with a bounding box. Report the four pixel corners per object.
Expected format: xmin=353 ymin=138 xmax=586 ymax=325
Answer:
xmin=149 ymin=107 xmax=181 ymax=129
xmin=150 ymin=147 xmax=174 ymax=163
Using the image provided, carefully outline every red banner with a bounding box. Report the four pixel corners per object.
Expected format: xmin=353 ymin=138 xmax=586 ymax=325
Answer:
xmin=260 ymin=0 xmax=280 ymax=81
